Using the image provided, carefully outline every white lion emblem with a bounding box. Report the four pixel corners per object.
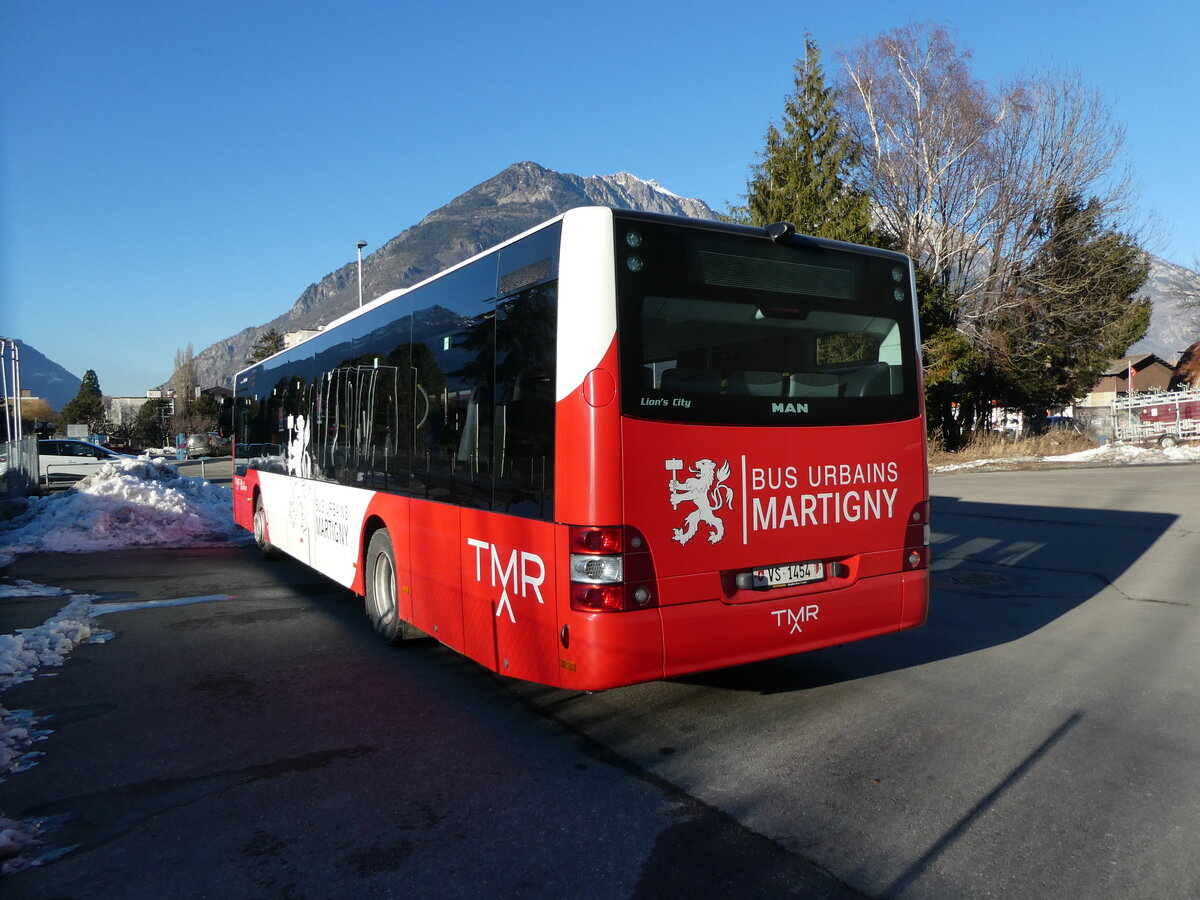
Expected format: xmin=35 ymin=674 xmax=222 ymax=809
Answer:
xmin=667 ymin=458 xmax=734 ymax=545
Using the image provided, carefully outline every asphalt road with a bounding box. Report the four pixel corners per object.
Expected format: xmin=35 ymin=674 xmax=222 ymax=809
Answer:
xmin=2 ymin=462 xmax=1198 ymax=898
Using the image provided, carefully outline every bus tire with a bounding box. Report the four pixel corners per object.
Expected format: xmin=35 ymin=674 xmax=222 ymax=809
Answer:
xmin=253 ymin=495 xmax=278 ymax=558
xmin=366 ymin=529 xmax=416 ymax=644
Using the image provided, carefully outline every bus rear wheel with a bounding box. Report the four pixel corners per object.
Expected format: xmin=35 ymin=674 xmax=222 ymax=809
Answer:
xmin=366 ymin=529 xmax=418 ymax=644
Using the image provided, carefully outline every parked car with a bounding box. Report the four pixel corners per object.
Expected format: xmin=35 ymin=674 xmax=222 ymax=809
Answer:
xmin=183 ymin=432 xmax=232 ymax=458
xmin=38 ymin=439 xmax=134 ymax=488
xmin=184 ymin=434 xmax=210 ymax=458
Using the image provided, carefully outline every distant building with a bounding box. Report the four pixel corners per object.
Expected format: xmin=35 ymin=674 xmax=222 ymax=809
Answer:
xmin=285 ymin=329 xmax=321 ymax=348
xmin=1079 ymin=354 xmax=1174 ymax=406
xmin=105 ymin=396 xmax=151 ymax=428
xmin=1 ymin=389 xmax=55 ymax=439
xmin=1076 ymin=353 xmax=1176 ymax=437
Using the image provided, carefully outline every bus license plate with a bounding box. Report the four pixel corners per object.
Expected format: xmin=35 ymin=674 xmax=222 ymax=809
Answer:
xmin=753 ymin=561 xmax=825 ymax=589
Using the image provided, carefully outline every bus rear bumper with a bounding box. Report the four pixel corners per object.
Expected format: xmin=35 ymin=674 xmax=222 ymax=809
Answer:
xmin=659 ymin=570 xmax=928 ymax=679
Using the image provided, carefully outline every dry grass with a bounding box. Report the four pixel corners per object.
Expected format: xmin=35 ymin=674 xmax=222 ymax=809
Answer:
xmin=927 ymin=429 xmax=1098 ymax=469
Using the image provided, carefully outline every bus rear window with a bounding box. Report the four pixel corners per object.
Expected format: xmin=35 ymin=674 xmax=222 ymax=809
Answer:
xmin=615 ymin=216 xmax=920 ymax=427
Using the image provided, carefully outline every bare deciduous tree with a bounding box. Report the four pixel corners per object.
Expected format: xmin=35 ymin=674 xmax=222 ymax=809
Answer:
xmin=839 ymin=22 xmax=1002 ymax=301
xmin=171 ymin=344 xmax=203 ymax=435
xmin=837 ymin=22 xmax=1150 ymax=435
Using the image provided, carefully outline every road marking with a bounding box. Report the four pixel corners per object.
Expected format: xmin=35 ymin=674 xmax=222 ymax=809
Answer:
xmin=90 ymin=594 xmax=235 ymax=614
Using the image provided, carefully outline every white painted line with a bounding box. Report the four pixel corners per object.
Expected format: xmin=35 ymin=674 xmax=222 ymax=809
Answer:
xmin=90 ymin=594 xmax=236 ymax=614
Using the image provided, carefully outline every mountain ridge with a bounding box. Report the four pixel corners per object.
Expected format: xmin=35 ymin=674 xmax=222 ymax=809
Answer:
xmin=188 ymin=162 xmax=716 ymax=390
xmin=6 ymin=341 xmax=81 ymax=410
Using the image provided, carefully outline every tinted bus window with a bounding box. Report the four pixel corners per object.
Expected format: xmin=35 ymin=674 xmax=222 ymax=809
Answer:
xmin=615 ymin=215 xmax=919 ymax=426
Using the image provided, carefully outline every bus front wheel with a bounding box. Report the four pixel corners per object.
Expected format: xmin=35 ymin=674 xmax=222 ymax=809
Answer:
xmin=253 ymin=496 xmax=277 ymax=558
xmin=366 ymin=529 xmax=418 ymax=644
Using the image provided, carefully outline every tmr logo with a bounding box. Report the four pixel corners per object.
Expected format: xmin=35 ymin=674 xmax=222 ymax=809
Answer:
xmin=467 ymin=538 xmax=545 ymax=623
xmin=771 ymin=402 xmax=809 ymax=414
xmin=773 ymin=604 xmax=820 ymax=635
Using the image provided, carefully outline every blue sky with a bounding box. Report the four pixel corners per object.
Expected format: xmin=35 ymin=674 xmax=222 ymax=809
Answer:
xmin=2 ymin=0 xmax=1197 ymax=397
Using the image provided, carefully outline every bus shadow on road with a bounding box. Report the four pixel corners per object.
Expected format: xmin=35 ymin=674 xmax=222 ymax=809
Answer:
xmin=680 ymin=494 xmax=1178 ymax=693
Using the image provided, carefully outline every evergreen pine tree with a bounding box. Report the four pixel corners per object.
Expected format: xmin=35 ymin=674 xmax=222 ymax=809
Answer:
xmin=248 ymin=329 xmax=285 ymax=364
xmin=59 ymin=368 xmax=107 ymax=431
xmin=133 ymin=398 xmax=170 ymax=447
xmin=742 ymin=37 xmax=873 ymax=243
xmin=991 ymin=192 xmax=1150 ymax=420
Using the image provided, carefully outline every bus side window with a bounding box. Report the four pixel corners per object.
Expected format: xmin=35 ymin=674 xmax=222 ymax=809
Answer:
xmin=492 ymin=283 xmax=555 ymax=520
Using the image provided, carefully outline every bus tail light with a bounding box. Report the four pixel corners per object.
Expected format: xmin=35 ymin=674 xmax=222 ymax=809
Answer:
xmin=571 ymin=583 xmax=626 ymax=611
xmin=569 ymin=525 xmax=654 ymax=612
xmin=571 ymin=525 xmax=624 ymax=553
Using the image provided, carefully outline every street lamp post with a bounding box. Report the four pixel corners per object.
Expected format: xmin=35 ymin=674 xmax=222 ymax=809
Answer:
xmin=357 ymin=240 xmax=368 ymax=307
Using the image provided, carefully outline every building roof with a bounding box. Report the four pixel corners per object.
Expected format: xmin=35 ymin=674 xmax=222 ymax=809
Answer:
xmin=1100 ymin=353 xmax=1171 ymax=377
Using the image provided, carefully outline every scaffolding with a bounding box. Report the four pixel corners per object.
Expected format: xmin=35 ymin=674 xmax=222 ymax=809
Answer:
xmin=1112 ymin=386 xmax=1200 ymax=446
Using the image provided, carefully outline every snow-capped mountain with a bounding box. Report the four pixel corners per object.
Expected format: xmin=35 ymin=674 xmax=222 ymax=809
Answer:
xmin=188 ymin=162 xmax=716 ymax=389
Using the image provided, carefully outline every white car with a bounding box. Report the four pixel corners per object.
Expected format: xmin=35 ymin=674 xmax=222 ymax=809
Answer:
xmin=38 ymin=439 xmax=134 ymax=488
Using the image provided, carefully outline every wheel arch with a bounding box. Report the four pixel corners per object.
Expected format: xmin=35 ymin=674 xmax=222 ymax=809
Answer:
xmin=356 ymin=513 xmax=390 ymax=595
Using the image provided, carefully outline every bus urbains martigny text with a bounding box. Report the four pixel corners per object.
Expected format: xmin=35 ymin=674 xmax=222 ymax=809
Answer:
xmin=231 ymin=208 xmax=929 ymax=690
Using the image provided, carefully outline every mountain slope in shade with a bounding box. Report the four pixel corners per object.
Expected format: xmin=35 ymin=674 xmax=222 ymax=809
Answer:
xmin=190 ymin=162 xmax=716 ymax=389
xmin=6 ymin=341 xmax=81 ymax=410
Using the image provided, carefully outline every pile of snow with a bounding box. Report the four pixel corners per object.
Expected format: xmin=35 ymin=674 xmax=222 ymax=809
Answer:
xmin=0 ymin=457 xmax=247 ymax=566
xmin=932 ymin=441 xmax=1200 ymax=473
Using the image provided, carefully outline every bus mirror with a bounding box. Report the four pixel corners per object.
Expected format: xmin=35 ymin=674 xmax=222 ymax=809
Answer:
xmin=765 ymin=222 xmax=796 ymax=243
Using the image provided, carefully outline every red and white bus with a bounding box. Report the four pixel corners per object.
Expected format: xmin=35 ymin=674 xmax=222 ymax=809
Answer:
xmin=231 ymin=207 xmax=928 ymax=690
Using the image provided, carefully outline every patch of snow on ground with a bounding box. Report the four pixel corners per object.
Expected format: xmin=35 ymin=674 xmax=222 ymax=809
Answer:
xmin=932 ymin=442 xmax=1200 ymax=473
xmin=0 ymin=460 xmax=248 ymax=872
xmin=0 ymin=587 xmax=101 ymax=873
xmin=1043 ymin=442 xmax=1200 ymax=465
xmin=0 ymin=593 xmax=98 ymax=690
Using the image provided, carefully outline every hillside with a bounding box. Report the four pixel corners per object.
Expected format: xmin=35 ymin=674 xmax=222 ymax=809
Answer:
xmin=1128 ymin=256 xmax=1200 ymax=362
xmin=7 ymin=341 xmax=81 ymax=410
xmin=189 ymin=162 xmax=715 ymax=389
